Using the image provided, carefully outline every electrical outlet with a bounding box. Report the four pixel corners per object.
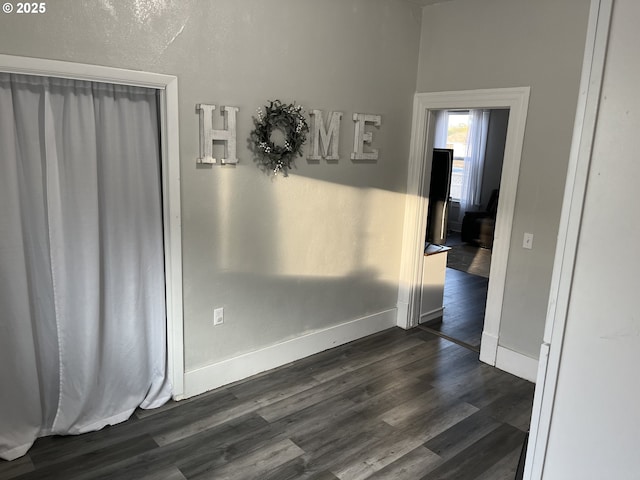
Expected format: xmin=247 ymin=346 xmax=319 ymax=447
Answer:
xmin=213 ymin=307 xmax=224 ymax=326
xmin=523 ymin=232 xmax=534 ymax=250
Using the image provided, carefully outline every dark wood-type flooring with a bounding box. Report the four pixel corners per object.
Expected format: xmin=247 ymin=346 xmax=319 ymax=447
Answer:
xmin=0 ymin=328 xmax=534 ymax=480
xmin=420 ymin=267 xmax=489 ymax=352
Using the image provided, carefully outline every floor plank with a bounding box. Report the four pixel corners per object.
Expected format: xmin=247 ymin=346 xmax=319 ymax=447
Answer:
xmin=420 ymin=423 xmax=526 ymax=480
xmin=421 ymin=267 xmax=489 ymax=350
xmin=0 ymin=455 xmax=34 ymax=480
xmin=189 ymin=438 xmax=304 ymax=480
xmin=365 ymin=445 xmax=442 ymax=480
xmin=1 ymin=327 xmax=533 ymax=480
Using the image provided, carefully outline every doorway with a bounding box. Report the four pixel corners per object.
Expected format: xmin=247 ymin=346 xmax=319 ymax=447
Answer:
xmin=397 ymin=87 xmax=530 ymax=368
xmin=420 ymin=108 xmax=509 ymax=352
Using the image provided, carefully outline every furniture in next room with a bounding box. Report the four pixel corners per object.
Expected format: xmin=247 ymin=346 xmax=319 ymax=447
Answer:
xmin=461 ymin=188 xmax=499 ymax=249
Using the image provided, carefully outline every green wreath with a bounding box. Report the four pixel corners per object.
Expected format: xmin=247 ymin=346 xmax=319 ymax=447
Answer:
xmin=251 ymin=99 xmax=309 ymax=176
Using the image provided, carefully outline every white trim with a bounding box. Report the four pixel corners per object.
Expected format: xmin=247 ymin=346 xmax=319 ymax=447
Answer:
xmin=397 ymin=106 xmax=436 ymax=330
xmin=419 ymin=307 xmax=444 ymax=324
xmin=397 ymin=87 xmax=530 ymax=371
xmin=183 ymin=309 xmax=397 ymax=398
xmin=0 ymin=55 xmax=185 ymax=400
xmin=479 ymin=331 xmax=499 ymax=364
xmin=524 ymin=1 xmax=612 ymax=478
xmin=0 ymin=54 xmax=175 ymax=88
xmin=159 ymin=81 xmax=186 ymax=400
xmin=495 ymin=346 xmax=538 ymax=383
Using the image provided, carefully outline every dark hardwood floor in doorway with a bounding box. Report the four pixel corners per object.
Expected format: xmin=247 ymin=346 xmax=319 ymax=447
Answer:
xmin=0 ymin=328 xmax=534 ymax=480
xmin=419 ymin=267 xmax=489 ymax=352
xmin=418 ymin=228 xmax=492 ymax=352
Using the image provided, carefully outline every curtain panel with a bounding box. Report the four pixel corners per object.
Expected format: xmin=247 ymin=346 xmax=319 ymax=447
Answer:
xmin=0 ymin=73 xmax=171 ymax=461
xmin=460 ymin=109 xmax=490 ymax=212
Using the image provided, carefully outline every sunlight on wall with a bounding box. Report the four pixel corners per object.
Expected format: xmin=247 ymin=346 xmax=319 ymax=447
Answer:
xmin=182 ymin=168 xmax=408 ymax=370
xmin=269 ymin=176 xmax=404 ymax=281
xmin=212 ymin=170 xmax=406 ymax=282
xmin=216 ymin=169 xmax=232 ymax=272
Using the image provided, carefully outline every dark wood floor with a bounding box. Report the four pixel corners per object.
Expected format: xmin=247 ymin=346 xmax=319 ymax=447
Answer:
xmin=420 ymin=267 xmax=489 ymax=351
xmin=0 ymin=328 xmax=534 ymax=480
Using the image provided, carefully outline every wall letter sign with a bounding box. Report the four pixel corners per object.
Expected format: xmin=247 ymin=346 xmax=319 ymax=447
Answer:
xmin=197 ymin=104 xmax=239 ymax=165
xmin=351 ymin=113 xmax=381 ymax=161
xmin=308 ymin=110 xmax=343 ymax=161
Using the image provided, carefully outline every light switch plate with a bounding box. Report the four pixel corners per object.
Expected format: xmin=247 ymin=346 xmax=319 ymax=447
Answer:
xmin=213 ymin=307 xmax=224 ymax=325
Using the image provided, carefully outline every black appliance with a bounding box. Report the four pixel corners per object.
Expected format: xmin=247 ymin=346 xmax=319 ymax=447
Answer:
xmin=426 ymin=148 xmax=453 ymax=246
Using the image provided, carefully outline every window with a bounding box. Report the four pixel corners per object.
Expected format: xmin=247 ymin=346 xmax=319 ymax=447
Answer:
xmin=444 ymin=111 xmax=470 ymax=201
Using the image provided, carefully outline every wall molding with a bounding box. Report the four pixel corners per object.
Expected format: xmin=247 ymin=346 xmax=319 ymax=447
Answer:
xmin=482 ymin=332 xmax=538 ymax=383
xmin=495 ymin=346 xmax=539 ymax=383
xmin=419 ymin=307 xmax=444 ymax=324
xmin=480 ymin=331 xmax=499 ymax=365
xmin=183 ymin=308 xmax=397 ymax=398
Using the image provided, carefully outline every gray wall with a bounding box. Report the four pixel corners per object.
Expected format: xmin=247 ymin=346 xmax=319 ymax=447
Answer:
xmin=0 ymin=0 xmax=422 ymax=371
xmin=544 ymin=1 xmax=640 ymax=475
xmin=416 ymin=0 xmax=590 ymax=358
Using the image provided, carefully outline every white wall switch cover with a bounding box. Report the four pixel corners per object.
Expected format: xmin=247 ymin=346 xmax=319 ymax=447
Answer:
xmin=523 ymin=232 xmax=534 ymax=249
xmin=213 ymin=307 xmax=224 ymax=325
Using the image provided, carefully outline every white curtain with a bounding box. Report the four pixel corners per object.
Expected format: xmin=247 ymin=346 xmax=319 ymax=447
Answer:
xmin=460 ymin=109 xmax=490 ymax=212
xmin=433 ymin=109 xmax=449 ymax=149
xmin=0 ymin=73 xmax=171 ymax=461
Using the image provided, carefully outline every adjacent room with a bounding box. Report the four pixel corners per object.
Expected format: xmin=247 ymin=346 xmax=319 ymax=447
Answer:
xmin=418 ymin=107 xmax=508 ymax=352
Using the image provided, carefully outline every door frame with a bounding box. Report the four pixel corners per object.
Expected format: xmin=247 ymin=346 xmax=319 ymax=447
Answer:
xmin=397 ymin=87 xmax=530 ymax=369
xmin=523 ymin=0 xmax=612 ymax=477
xmin=0 ymin=54 xmax=185 ymax=399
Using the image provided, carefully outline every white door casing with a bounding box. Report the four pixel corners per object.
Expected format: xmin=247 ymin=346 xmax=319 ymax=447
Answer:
xmin=0 ymin=54 xmax=185 ymax=399
xmin=397 ymin=87 xmax=530 ymax=369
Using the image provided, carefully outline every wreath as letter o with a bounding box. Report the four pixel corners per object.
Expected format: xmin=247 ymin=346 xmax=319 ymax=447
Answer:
xmin=251 ymin=100 xmax=309 ymax=176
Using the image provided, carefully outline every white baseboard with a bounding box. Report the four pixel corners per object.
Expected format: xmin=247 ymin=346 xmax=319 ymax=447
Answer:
xmin=419 ymin=307 xmax=444 ymax=324
xmin=479 ymin=332 xmax=538 ymax=383
xmin=479 ymin=331 xmax=499 ymax=365
xmin=396 ymin=301 xmax=410 ymax=329
xmin=495 ymin=345 xmax=539 ymax=383
xmin=183 ymin=308 xmax=397 ymax=398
